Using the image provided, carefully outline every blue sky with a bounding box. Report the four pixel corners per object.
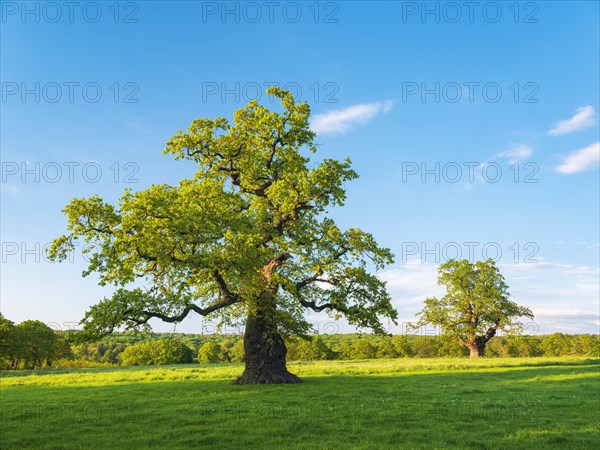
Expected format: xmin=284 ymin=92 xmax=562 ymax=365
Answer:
xmin=1 ymin=1 xmax=599 ymax=335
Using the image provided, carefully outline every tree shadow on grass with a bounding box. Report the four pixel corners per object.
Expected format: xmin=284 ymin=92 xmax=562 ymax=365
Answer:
xmin=479 ymin=357 xmax=600 ymax=369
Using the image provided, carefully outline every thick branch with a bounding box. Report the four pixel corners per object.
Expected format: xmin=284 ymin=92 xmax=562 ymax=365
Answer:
xmin=298 ymin=298 xmax=348 ymax=314
xmin=212 ymin=269 xmax=235 ymax=299
xmin=483 ymin=326 xmax=497 ymax=343
xmin=296 ymin=271 xmax=323 ymax=290
xmin=294 ymin=248 xmax=349 ymax=291
xmin=128 ymin=295 xmax=240 ymax=326
xmin=261 ymin=253 xmax=292 ymax=282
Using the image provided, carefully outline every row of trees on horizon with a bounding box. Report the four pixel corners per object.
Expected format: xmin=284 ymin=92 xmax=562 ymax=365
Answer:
xmin=1 ymin=314 xmax=598 ymax=370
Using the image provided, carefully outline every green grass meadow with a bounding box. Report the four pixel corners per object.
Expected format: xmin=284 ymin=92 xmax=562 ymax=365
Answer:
xmin=1 ymin=358 xmax=599 ymax=449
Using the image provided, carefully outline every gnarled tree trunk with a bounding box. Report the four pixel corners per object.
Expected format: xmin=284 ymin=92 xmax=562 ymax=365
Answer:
xmin=468 ymin=337 xmax=486 ymax=358
xmin=234 ymin=307 xmax=301 ymax=384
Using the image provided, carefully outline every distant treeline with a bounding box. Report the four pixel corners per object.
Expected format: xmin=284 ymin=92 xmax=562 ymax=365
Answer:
xmin=69 ymin=332 xmax=600 ymax=367
xmin=0 ymin=317 xmax=71 ymax=369
xmin=1 ymin=314 xmax=599 ymax=369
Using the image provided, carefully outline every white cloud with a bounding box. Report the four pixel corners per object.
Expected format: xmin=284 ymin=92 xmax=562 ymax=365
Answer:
xmin=124 ymin=118 xmax=150 ymax=132
xmin=497 ymin=143 xmax=533 ymax=164
xmin=533 ymin=307 xmax=599 ymax=318
xmin=380 ymin=263 xmax=441 ymax=295
xmin=310 ymin=100 xmax=394 ymax=135
xmin=549 ymin=105 xmax=596 ymax=136
xmin=501 ymin=259 xmax=600 ymax=276
xmin=556 ymin=141 xmax=600 ymax=174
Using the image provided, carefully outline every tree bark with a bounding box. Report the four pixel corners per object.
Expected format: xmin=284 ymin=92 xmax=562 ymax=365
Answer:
xmin=234 ymin=307 xmax=301 ymax=385
xmin=468 ymin=338 xmax=486 ymax=358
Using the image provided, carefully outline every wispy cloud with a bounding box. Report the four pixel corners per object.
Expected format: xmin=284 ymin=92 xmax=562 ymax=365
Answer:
xmin=1 ymin=184 xmax=18 ymax=196
xmin=497 ymin=143 xmax=533 ymax=164
xmin=310 ymin=100 xmax=393 ymax=135
xmin=500 ymin=260 xmax=600 ymax=277
xmin=533 ymin=307 xmax=599 ymax=318
xmin=124 ymin=118 xmax=151 ymax=132
xmin=556 ymin=141 xmax=600 ymax=174
xmin=379 ymin=260 xmax=441 ymax=295
xmin=549 ymin=105 xmax=596 ymax=136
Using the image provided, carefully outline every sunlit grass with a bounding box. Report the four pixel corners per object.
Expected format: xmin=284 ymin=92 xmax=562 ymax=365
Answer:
xmin=2 ymin=357 xmax=593 ymax=387
xmin=1 ymin=357 xmax=599 ymax=449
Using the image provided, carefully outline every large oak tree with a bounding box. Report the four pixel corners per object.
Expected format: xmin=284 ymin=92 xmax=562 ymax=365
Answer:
xmin=414 ymin=259 xmax=533 ymax=357
xmin=49 ymin=88 xmax=397 ymax=384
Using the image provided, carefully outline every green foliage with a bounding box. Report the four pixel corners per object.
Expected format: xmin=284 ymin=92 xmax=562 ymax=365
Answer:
xmin=507 ymin=335 xmax=542 ymax=357
xmin=227 ymin=339 xmax=246 ymax=363
xmin=0 ymin=317 xmax=71 ymax=369
xmin=541 ymin=333 xmax=573 ymax=356
xmin=0 ymin=314 xmax=16 ymax=366
xmin=375 ymin=339 xmax=397 ymax=359
xmin=289 ymin=336 xmax=334 ymax=361
xmin=119 ymin=343 xmax=152 ymax=366
xmin=411 ymin=337 xmax=439 ymax=358
xmin=197 ymin=341 xmax=222 ymax=363
xmin=119 ymin=339 xmax=193 ymax=366
xmin=349 ymin=339 xmax=377 ymax=360
xmin=574 ymin=334 xmax=600 ymax=357
xmin=486 ymin=336 xmax=511 ymax=357
xmin=154 ymin=339 xmax=194 ymax=365
xmin=48 ymin=87 xmax=397 ymax=344
xmin=391 ymin=335 xmax=412 ymax=357
xmin=436 ymin=333 xmax=468 ymax=357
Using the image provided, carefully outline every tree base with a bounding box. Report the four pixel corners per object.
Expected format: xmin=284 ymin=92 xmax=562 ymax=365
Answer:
xmin=233 ymin=367 xmax=302 ymax=385
xmin=234 ymin=307 xmax=302 ymax=385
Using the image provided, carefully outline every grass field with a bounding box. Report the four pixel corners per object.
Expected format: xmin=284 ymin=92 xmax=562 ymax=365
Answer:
xmin=1 ymin=357 xmax=599 ymax=449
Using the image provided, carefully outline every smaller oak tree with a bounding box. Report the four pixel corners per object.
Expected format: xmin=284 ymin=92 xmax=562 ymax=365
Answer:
xmin=414 ymin=259 xmax=533 ymax=357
